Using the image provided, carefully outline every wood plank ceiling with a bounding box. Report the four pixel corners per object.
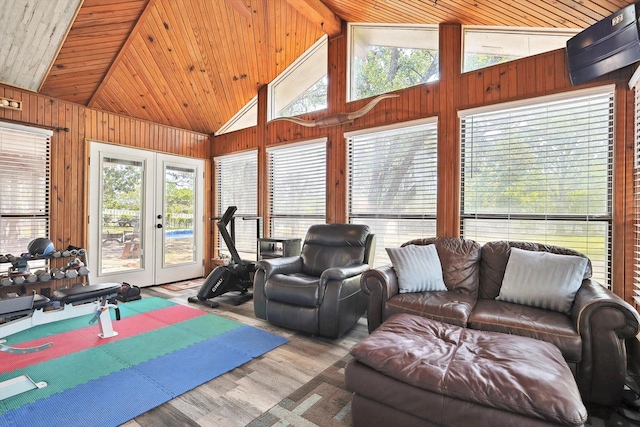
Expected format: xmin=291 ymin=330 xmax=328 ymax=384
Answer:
xmin=1 ymin=0 xmax=637 ymax=135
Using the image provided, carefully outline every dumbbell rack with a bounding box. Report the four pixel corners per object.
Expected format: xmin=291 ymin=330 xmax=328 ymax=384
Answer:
xmin=0 ymin=251 xmax=90 ymax=298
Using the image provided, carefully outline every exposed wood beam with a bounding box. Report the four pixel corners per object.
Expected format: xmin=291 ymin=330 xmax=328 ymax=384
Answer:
xmin=283 ymin=0 xmax=342 ymax=38
xmin=87 ymin=0 xmax=158 ymax=109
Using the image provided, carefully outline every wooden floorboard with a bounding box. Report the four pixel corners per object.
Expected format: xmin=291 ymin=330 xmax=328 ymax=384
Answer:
xmin=120 ymin=284 xmax=367 ymax=427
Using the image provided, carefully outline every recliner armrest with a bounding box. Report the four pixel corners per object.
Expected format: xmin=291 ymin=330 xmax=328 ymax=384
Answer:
xmin=255 ymin=256 xmax=303 ymax=279
xmin=321 ymin=264 xmax=370 ymax=282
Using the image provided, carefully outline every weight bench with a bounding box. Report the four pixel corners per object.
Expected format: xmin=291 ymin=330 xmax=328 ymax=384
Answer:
xmin=0 ymin=282 xmax=122 ymax=342
xmin=0 ymin=282 xmax=122 ymax=402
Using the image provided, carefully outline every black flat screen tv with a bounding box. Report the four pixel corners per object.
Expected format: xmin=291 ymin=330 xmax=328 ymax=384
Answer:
xmin=566 ymin=2 xmax=640 ymax=86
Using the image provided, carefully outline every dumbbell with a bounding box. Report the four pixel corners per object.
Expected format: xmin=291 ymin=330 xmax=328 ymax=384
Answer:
xmin=26 ymin=273 xmax=38 ymax=283
xmin=61 ymin=250 xmax=71 ymax=257
xmin=36 ymin=270 xmax=51 ymax=282
xmin=51 ymin=268 xmax=65 ymax=280
xmin=0 ymin=255 xmax=8 ymax=263
xmin=12 ymin=275 xmax=25 ymax=285
xmin=6 ymin=254 xmax=16 ymax=263
xmin=65 ymin=269 xmax=78 ymax=279
xmin=0 ymin=277 xmax=13 ymax=286
xmin=78 ymin=266 xmax=90 ymax=276
xmin=77 ymin=248 xmax=86 ymax=255
xmin=52 ymin=251 xmax=61 ymax=258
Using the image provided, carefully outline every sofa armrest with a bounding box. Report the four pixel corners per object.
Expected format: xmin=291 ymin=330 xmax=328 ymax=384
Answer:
xmin=255 ymin=256 xmax=303 ymax=279
xmin=571 ymin=278 xmax=640 ymax=406
xmin=572 ymin=279 xmax=639 ymax=339
xmin=360 ymin=265 xmax=399 ymax=332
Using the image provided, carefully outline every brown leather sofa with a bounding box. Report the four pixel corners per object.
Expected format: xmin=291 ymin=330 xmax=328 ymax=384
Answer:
xmin=360 ymin=237 xmax=640 ymax=413
xmin=253 ymin=223 xmax=375 ymax=338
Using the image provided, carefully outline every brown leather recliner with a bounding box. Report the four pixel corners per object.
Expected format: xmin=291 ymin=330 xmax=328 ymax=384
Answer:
xmin=253 ymin=223 xmax=375 ymax=338
xmin=360 ymin=237 xmax=640 ymax=414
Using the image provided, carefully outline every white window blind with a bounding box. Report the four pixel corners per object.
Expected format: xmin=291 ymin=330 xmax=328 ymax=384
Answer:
xmin=215 ymin=150 xmax=258 ymax=259
xmin=348 ymin=121 xmax=438 ymax=266
xmin=633 ymin=76 xmax=640 ymax=305
xmin=268 ymin=140 xmax=326 ymax=238
xmin=460 ymin=89 xmax=613 ymax=287
xmin=0 ymin=123 xmax=51 ymax=256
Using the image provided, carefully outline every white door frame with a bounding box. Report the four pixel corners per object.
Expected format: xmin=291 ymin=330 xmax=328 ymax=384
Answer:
xmin=88 ymin=142 xmax=204 ymax=286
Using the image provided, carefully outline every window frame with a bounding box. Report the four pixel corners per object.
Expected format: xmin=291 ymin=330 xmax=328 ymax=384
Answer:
xmin=346 ymin=118 xmax=438 ymax=266
xmin=459 ymin=85 xmax=615 ymax=287
xmin=462 ymin=26 xmax=579 ymax=73
xmin=267 ymin=36 xmax=328 ymax=121
xmin=267 ymin=138 xmax=327 ymax=238
xmin=0 ymin=121 xmax=52 ymax=270
xmin=347 ymin=22 xmax=439 ymax=103
xmin=214 ymin=150 xmax=259 ymax=259
xmin=216 ymin=96 xmax=257 ymax=135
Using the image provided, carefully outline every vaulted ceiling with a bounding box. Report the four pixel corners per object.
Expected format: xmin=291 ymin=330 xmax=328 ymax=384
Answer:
xmin=1 ymin=0 xmax=636 ymax=135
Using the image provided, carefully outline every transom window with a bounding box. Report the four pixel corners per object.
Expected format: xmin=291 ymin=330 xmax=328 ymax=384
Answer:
xmin=462 ymin=26 xmax=578 ymax=73
xmin=348 ymin=24 xmax=439 ymax=102
xmin=268 ymin=36 xmax=328 ymax=120
xmin=347 ymin=120 xmax=438 ymax=266
xmin=460 ymin=87 xmax=614 ymax=286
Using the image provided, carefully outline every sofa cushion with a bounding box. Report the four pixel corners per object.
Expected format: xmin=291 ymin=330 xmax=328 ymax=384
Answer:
xmin=386 ymin=244 xmax=447 ymax=293
xmin=403 ymin=237 xmax=481 ymax=295
xmin=479 ymin=241 xmax=592 ymax=300
xmin=468 ymin=299 xmax=582 ymax=364
xmin=385 ymin=291 xmax=476 ymax=327
xmin=496 ymin=248 xmax=587 ymax=314
xmin=264 ymin=273 xmax=321 ymax=307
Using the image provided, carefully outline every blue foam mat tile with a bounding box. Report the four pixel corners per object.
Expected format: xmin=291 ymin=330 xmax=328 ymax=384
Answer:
xmin=0 ymin=368 xmax=171 ymax=427
xmin=134 ymin=336 xmax=254 ymax=397
xmin=221 ymin=325 xmax=288 ymax=357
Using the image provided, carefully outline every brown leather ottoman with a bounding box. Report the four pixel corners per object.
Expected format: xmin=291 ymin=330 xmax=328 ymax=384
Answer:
xmin=345 ymin=313 xmax=588 ymax=427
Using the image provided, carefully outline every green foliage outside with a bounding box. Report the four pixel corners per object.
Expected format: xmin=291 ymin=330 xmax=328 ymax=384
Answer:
xmin=353 ymin=47 xmax=438 ymax=100
xmin=279 ymin=76 xmax=328 ymax=117
xmin=102 ymin=163 xmax=195 ymax=231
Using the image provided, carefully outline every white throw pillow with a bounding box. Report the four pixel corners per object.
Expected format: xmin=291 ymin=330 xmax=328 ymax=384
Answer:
xmin=496 ymin=247 xmax=588 ymax=314
xmin=386 ymin=244 xmax=448 ymax=293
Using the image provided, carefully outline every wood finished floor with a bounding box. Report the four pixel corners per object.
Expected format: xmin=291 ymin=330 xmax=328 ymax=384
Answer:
xmin=120 ymin=284 xmax=368 ymax=427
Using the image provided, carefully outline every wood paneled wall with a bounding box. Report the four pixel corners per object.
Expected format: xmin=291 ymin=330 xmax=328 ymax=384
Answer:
xmin=212 ymin=23 xmax=636 ymax=302
xmin=0 ymin=84 xmax=211 ymax=268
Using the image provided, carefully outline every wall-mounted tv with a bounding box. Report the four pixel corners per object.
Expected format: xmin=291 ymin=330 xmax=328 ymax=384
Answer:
xmin=566 ymin=3 xmax=640 ymax=86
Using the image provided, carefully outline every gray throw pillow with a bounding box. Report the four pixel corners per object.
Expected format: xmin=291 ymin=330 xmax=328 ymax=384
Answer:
xmin=386 ymin=244 xmax=448 ymax=293
xmin=496 ymin=247 xmax=588 ymax=314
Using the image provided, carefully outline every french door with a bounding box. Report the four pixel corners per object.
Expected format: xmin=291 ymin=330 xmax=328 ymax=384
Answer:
xmin=89 ymin=142 xmax=204 ymax=286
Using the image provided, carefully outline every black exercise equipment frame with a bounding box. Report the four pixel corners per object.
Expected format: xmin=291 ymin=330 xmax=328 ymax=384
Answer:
xmin=188 ymin=206 xmax=256 ymax=308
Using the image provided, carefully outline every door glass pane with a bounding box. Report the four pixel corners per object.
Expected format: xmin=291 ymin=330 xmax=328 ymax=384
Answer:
xmin=100 ymin=157 xmax=143 ymax=274
xmin=164 ymin=165 xmax=196 ymax=266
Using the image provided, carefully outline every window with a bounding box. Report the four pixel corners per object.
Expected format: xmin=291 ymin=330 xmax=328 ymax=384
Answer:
xmin=347 ymin=120 xmax=438 ymax=266
xmin=215 ymin=151 xmax=258 ymax=260
xmin=460 ymin=87 xmax=614 ymax=287
xmin=463 ymin=26 xmax=578 ymax=73
xmin=349 ymin=24 xmax=438 ymax=102
xmin=632 ymin=69 xmax=640 ymax=305
xmin=0 ymin=122 xmax=51 ymax=262
xmin=268 ymin=139 xmax=326 ymax=238
xmin=216 ymin=96 xmax=257 ymax=135
xmin=269 ymin=36 xmax=328 ymax=120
